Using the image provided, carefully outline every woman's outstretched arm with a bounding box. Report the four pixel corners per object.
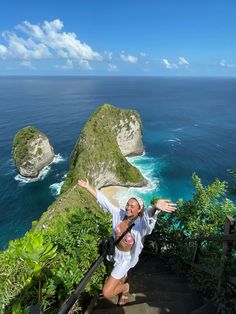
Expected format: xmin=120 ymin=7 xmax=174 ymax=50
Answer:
xmin=141 ymin=199 xmax=177 ymax=237
xmin=77 ymin=179 xmax=120 ymax=215
xmin=77 ymin=179 xmax=97 ymax=198
xmin=148 ymin=199 xmax=177 ymax=217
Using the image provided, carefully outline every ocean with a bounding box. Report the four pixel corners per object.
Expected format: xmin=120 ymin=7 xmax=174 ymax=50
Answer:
xmin=1 ymin=76 xmax=236 ymax=250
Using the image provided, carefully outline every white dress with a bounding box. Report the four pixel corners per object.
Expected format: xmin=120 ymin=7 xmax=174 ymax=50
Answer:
xmin=96 ymin=190 xmax=160 ymax=279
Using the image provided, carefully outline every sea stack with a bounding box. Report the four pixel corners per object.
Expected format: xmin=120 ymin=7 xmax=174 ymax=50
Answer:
xmin=62 ymin=103 xmax=147 ymax=192
xmin=12 ymin=126 xmax=55 ymax=178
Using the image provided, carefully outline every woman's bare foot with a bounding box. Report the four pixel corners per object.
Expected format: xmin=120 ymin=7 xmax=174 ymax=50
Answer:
xmin=117 ymin=283 xmax=129 ymax=306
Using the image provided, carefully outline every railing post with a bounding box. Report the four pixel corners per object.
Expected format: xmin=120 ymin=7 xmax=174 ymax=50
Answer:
xmin=30 ymin=304 xmax=41 ymax=314
xmin=192 ymin=241 xmax=202 ymax=264
xmin=216 ymin=216 xmax=235 ymax=295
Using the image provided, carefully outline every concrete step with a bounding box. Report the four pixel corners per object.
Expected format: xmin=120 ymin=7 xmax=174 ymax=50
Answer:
xmin=130 ymin=254 xmax=170 ymax=275
xmin=190 ymin=301 xmax=217 ymax=314
xmin=92 ymin=302 xmax=159 ymax=314
xmin=93 ymin=289 xmax=202 ymax=313
xmin=91 ymin=253 xmax=204 ymax=314
xmin=129 ymin=274 xmax=192 ymax=294
xmin=130 ymin=272 xmax=190 ymax=285
xmin=93 ymin=295 xmax=202 ymax=314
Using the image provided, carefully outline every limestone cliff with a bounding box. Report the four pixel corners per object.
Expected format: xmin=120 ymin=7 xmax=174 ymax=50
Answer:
xmin=62 ymin=104 xmax=147 ymax=192
xmin=12 ymin=126 xmax=55 ymax=178
xmin=35 ymin=104 xmax=147 ymax=229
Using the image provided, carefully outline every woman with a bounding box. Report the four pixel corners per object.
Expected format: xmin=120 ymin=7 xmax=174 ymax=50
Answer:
xmin=77 ymin=179 xmax=177 ymax=305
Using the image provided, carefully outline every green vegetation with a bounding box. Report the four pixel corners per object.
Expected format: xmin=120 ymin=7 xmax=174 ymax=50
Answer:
xmin=227 ymin=168 xmax=236 ymax=195
xmin=1 ymin=104 xmax=145 ymax=312
xmin=145 ymin=173 xmax=236 ymax=313
xmin=61 ymin=104 xmax=144 ymax=193
xmin=12 ymin=126 xmax=46 ymax=168
xmin=4 ymin=106 xmax=235 ymax=312
xmin=0 ymin=201 xmax=111 ymax=313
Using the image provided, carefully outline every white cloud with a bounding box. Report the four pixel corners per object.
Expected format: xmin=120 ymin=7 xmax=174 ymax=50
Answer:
xmin=56 ymin=59 xmax=74 ymax=70
xmin=140 ymin=52 xmax=146 ymax=57
xmin=57 ymin=49 xmax=69 ymax=58
xmin=0 ymin=19 xmax=102 ymax=63
xmin=79 ymin=59 xmax=92 ymax=70
xmin=178 ymin=57 xmax=189 ymax=66
xmin=0 ymin=44 xmax=8 ymax=58
xmin=19 ymin=60 xmax=35 ymax=69
xmin=107 ymin=63 xmax=118 ymax=72
xmin=219 ymin=59 xmax=234 ymax=68
xmin=120 ymin=52 xmax=138 ymax=63
xmin=0 ymin=32 xmax=51 ymax=60
xmin=162 ymin=58 xmax=178 ymax=69
xmin=104 ymin=51 xmax=113 ymax=61
xmin=16 ymin=21 xmax=45 ymax=39
xmin=220 ymin=59 xmax=226 ymax=67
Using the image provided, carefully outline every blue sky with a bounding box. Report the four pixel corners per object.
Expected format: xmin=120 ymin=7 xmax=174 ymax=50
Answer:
xmin=0 ymin=0 xmax=236 ymax=76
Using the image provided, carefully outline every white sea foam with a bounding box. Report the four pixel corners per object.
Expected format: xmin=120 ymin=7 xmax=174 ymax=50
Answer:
xmin=167 ymin=137 xmax=182 ymax=149
xmin=53 ymin=154 xmax=65 ymax=163
xmin=167 ymin=137 xmax=181 ymax=143
xmin=49 ymin=181 xmax=64 ymax=196
xmin=7 ymin=158 xmax=15 ymax=166
xmin=173 ymin=127 xmax=183 ymax=132
xmin=14 ymin=153 xmax=65 ymax=184
xmin=113 ymin=153 xmax=163 ymax=207
xmin=15 ymin=165 xmax=51 ymax=183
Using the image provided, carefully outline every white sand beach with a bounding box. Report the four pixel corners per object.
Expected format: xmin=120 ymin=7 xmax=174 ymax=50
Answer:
xmin=100 ymin=186 xmax=121 ymax=207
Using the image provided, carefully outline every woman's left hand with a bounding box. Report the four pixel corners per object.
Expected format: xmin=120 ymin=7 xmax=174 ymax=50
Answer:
xmin=155 ymin=199 xmax=177 ymax=213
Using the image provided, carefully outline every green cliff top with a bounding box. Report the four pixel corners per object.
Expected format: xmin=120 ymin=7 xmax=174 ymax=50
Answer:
xmin=12 ymin=126 xmax=46 ymax=168
xmin=61 ymin=103 xmax=144 ymax=193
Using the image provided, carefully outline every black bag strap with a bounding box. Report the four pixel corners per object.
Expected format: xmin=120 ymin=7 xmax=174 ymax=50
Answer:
xmin=114 ymin=222 xmax=135 ymax=245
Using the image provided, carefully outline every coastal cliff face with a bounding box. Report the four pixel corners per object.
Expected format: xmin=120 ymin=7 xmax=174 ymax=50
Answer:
xmin=62 ymin=104 xmax=146 ymax=192
xmin=116 ymin=118 xmax=144 ymax=156
xmin=12 ymin=126 xmax=54 ymax=178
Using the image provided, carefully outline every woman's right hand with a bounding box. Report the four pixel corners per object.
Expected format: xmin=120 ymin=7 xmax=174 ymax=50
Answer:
xmin=77 ymin=179 xmax=97 ymax=198
xmin=77 ymin=179 xmax=90 ymax=189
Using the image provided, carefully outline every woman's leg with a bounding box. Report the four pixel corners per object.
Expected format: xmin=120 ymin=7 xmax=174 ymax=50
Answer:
xmin=120 ymin=274 xmax=128 ymax=284
xmin=102 ymin=275 xmax=129 ymax=299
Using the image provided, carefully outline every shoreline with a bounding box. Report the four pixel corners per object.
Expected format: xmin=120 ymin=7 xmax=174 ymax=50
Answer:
xmin=100 ymin=185 xmax=130 ymax=207
xmin=100 ymin=186 xmax=122 ymax=207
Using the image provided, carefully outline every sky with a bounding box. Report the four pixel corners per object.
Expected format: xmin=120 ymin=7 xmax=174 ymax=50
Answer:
xmin=0 ymin=0 xmax=236 ymax=76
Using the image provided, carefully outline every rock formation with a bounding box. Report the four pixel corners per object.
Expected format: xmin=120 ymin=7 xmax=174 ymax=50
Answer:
xmin=62 ymin=104 xmax=147 ymax=192
xmin=12 ymin=126 xmax=54 ymax=178
xmin=116 ymin=117 xmax=144 ymax=156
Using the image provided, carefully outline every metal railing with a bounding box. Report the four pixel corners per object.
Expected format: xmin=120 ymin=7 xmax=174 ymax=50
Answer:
xmin=58 ymin=253 xmax=106 ymax=314
xmin=30 ymin=217 xmax=235 ymax=313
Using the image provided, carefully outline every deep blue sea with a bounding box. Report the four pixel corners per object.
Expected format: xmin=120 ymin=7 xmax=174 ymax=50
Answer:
xmin=1 ymin=76 xmax=236 ymax=250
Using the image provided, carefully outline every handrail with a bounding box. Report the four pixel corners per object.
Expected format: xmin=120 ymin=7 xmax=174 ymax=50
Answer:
xmin=58 ymin=253 xmax=106 ymax=314
xmin=157 ymin=234 xmax=236 ymax=243
xmin=30 ymin=252 xmax=106 ymax=314
xmin=58 ymin=225 xmax=136 ymax=313
xmin=30 ymin=217 xmax=235 ymax=313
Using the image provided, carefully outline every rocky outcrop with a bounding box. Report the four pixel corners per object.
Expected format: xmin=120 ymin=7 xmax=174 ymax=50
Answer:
xmin=116 ymin=117 xmax=144 ymax=156
xmin=12 ymin=126 xmax=54 ymax=178
xmin=62 ymin=104 xmax=147 ymax=192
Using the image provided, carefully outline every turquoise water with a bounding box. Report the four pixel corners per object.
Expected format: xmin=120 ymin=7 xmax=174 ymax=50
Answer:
xmin=1 ymin=76 xmax=236 ymax=249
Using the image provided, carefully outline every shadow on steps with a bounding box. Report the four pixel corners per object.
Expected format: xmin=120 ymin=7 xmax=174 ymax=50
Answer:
xmin=91 ymin=252 xmax=217 ymax=314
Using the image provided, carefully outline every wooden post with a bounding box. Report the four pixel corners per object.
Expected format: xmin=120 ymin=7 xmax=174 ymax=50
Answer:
xmin=192 ymin=241 xmax=202 ymax=264
xmin=30 ymin=304 xmax=41 ymax=314
xmin=216 ymin=216 xmax=235 ymax=295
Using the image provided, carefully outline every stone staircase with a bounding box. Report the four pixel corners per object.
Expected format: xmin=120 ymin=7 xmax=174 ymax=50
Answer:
xmin=91 ymin=252 xmax=217 ymax=314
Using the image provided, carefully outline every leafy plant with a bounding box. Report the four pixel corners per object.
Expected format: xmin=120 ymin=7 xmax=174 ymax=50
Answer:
xmin=145 ymin=173 xmax=236 ymax=312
